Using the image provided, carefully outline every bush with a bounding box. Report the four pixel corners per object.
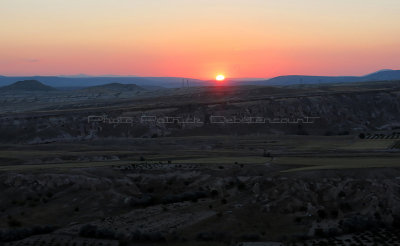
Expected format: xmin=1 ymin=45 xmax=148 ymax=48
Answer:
xmin=96 ymin=228 xmax=117 ymax=239
xmin=330 ymin=209 xmax=339 ymax=219
xmin=327 ymin=227 xmax=339 ymax=237
xmin=79 ymin=224 xmax=98 ymax=238
xmin=210 ymin=189 xmax=219 ymax=197
xmin=0 ymin=225 xmax=56 ymax=242
xmin=162 ymin=191 xmax=207 ymax=204
xmin=0 ymin=228 xmax=30 ymax=242
xmin=294 ymin=217 xmax=302 ymax=223
xmin=317 ymin=209 xmax=327 ymax=219
xmin=325 ymin=130 xmax=334 ymax=136
xmin=46 ymin=191 xmax=53 ymax=198
xmin=263 ymin=151 xmax=271 ymax=157
xmin=241 ymin=233 xmax=260 ymax=241
xmin=79 ymin=224 xmax=116 ymax=240
xmin=31 ymin=225 xmax=56 ymax=235
xmin=7 ymin=217 xmax=22 ymax=227
xmin=130 ymin=230 xmax=165 ymax=242
xmin=340 ymin=215 xmax=376 ymax=233
xmin=237 ymin=181 xmax=246 ymax=190
xmin=339 ymin=202 xmax=352 ymax=212
xmin=129 ymin=195 xmax=154 ymax=207
xmin=338 ymin=131 xmax=350 ymax=135
xmin=314 ymin=228 xmax=324 ymax=237
xmin=196 ymin=231 xmax=227 ymax=242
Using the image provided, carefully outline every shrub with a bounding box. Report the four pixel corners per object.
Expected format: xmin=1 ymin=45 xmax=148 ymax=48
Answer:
xmin=263 ymin=151 xmax=271 ymax=157
xmin=314 ymin=228 xmax=324 ymax=237
xmin=294 ymin=217 xmax=302 ymax=223
xmin=237 ymin=182 xmax=246 ymax=190
xmin=162 ymin=191 xmax=207 ymax=204
xmin=46 ymin=191 xmax=53 ymax=198
xmin=79 ymin=224 xmax=98 ymax=238
xmin=79 ymin=224 xmax=116 ymax=240
xmin=330 ymin=209 xmax=339 ymax=219
xmin=317 ymin=209 xmax=327 ymax=219
xmin=129 ymin=195 xmax=154 ymax=207
xmin=210 ymin=189 xmax=219 ymax=197
xmin=0 ymin=225 xmax=56 ymax=242
xmin=130 ymin=230 xmax=165 ymax=242
xmin=241 ymin=233 xmax=260 ymax=241
xmin=325 ymin=130 xmax=334 ymax=136
xmin=7 ymin=217 xmax=22 ymax=227
xmin=196 ymin=231 xmax=227 ymax=242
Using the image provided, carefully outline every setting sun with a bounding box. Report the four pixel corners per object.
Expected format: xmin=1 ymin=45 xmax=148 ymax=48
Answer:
xmin=216 ymin=75 xmax=225 ymax=81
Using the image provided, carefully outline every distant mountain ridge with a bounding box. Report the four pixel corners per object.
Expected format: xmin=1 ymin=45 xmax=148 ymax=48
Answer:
xmin=364 ymin=69 xmax=400 ymax=81
xmin=254 ymin=69 xmax=400 ymax=86
xmin=0 ymin=80 xmax=56 ymax=91
xmin=0 ymin=76 xmax=204 ymax=88
xmin=0 ymin=70 xmax=399 ymax=88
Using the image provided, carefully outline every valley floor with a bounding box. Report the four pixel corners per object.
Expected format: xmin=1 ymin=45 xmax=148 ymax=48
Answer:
xmin=1 ymin=135 xmax=400 ymax=245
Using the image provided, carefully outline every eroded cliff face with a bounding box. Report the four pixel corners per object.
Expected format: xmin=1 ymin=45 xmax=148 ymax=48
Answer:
xmin=1 ymin=90 xmax=399 ymax=144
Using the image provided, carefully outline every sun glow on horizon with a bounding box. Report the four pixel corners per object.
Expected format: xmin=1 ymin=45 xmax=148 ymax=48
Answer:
xmin=216 ymin=75 xmax=225 ymax=81
xmin=1 ymin=1 xmax=400 ymax=77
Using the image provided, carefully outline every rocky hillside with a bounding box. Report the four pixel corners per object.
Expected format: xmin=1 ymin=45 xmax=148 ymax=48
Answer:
xmin=0 ymin=85 xmax=399 ymax=143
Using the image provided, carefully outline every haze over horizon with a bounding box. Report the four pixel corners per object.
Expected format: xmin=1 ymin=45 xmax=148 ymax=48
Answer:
xmin=1 ymin=0 xmax=400 ymax=79
xmin=1 ymin=69 xmax=399 ymax=80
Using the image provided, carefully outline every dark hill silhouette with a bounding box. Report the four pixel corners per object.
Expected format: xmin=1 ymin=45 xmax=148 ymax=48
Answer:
xmin=0 ymin=76 xmax=204 ymax=88
xmin=364 ymin=69 xmax=400 ymax=81
xmin=251 ymin=69 xmax=400 ymax=86
xmin=0 ymin=80 xmax=56 ymax=91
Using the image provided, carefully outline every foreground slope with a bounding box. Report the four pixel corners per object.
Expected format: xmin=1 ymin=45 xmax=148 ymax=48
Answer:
xmin=0 ymin=82 xmax=400 ymax=245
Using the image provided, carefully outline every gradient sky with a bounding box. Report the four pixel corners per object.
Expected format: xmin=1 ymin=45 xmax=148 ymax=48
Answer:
xmin=1 ymin=0 xmax=400 ymax=79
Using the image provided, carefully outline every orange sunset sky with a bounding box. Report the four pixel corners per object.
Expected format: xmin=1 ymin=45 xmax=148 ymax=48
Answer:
xmin=1 ymin=0 xmax=400 ymax=79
